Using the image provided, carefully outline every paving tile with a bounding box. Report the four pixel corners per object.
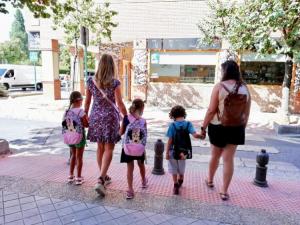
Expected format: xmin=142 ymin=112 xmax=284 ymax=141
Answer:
xmin=21 ymin=202 xmax=37 ymax=211
xmin=89 ymin=206 xmax=106 ymax=216
xmin=134 ymin=218 xmax=155 ymax=225
xmin=19 ymin=194 xmax=30 ymax=199
xmin=43 ymin=218 xmax=63 ymax=225
xmin=94 ymin=212 xmax=114 ymax=223
xmin=60 ymin=213 xmax=77 ymax=225
xmin=22 ymin=208 xmax=40 ymax=218
xmin=4 ymin=199 xmax=20 ymax=208
xmin=56 ymin=207 xmax=74 ymax=217
xmin=78 ymin=217 xmax=98 ymax=225
xmin=0 ymin=216 xmax=3 ymax=224
xmin=34 ymin=196 xmax=46 ymax=201
xmin=4 ymin=212 xmax=23 ymax=223
xmin=3 ymin=194 xmax=19 ymax=202
xmin=36 ymin=199 xmax=52 ymax=207
xmin=19 ymin=197 xmax=35 ymax=205
xmin=74 ymin=209 xmax=93 ymax=221
xmin=50 ymin=198 xmax=64 ymax=204
xmin=123 ymin=208 xmax=137 ymax=214
xmin=71 ymin=203 xmax=88 ymax=212
xmin=115 ymin=211 xmax=146 ymax=225
xmin=54 ymin=201 xmax=71 ymax=210
xmin=23 ymin=215 xmax=42 ymax=225
xmin=191 ymin=220 xmax=219 ymax=225
xmin=148 ymin=213 xmax=175 ymax=225
xmin=104 ymin=206 xmax=119 ymax=212
xmin=108 ymin=208 xmax=127 ymax=219
xmin=40 ymin=210 xmax=59 ymax=222
xmin=5 ymin=205 xmax=21 ymax=215
xmin=38 ymin=204 xmax=55 ymax=214
xmin=142 ymin=211 xmax=157 ymax=218
xmin=5 ymin=219 xmax=24 ymax=225
xmin=101 ymin=220 xmax=119 ymax=225
xmin=168 ymin=216 xmax=198 ymax=225
xmin=0 ymin=209 xmax=3 ymax=217
xmin=85 ymin=203 xmax=98 ymax=209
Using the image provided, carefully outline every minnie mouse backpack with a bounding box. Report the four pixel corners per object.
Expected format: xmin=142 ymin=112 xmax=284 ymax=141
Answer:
xmin=123 ymin=115 xmax=147 ymax=156
xmin=62 ymin=110 xmax=83 ymax=145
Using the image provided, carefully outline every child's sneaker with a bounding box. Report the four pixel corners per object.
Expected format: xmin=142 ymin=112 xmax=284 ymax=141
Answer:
xmin=67 ymin=175 xmax=74 ymax=184
xmin=173 ymin=183 xmax=179 ymax=195
xmin=95 ymin=177 xmax=106 ymax=196
xmin=75 ymin=177 xmax=84 ymax=185
xmin=141 ymin=178 xmax=148 ymax=188
xmin=126 ymin=190 xmax=134 ymax=199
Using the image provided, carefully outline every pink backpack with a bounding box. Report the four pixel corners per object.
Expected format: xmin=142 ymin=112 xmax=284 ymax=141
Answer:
xmin=123 ymin=115 xmax=147 ymax=156
xmin=62 ymin=110 xmax=83 ymax=145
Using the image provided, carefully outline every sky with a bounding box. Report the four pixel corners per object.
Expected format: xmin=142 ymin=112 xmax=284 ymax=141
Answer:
xmin=0 ymin=4 xmax=16 ymax=43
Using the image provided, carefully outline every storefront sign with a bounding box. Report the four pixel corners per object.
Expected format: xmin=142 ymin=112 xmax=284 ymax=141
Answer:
xmin=151 ymin=53 xmax=160 ymax=64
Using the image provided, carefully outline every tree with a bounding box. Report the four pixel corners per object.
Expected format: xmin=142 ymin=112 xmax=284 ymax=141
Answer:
xmin=10 ymin=9 xmax=28 ymax=58
xmin=199 ymin=0 xmax=300 ymax=117
xmin=0 ymin=0 xmax=73 ymax=18
xmin=52 ymin=0 xmax=117 ymax=90
xmin=0 ymin=39 xmax=28 ymax=64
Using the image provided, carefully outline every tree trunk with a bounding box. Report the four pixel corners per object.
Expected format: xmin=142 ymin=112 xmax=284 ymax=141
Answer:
xmin=72 ymin=38 xmax=79 ymax=92
xmin=280 ymin=55 xmax=293 ymax=120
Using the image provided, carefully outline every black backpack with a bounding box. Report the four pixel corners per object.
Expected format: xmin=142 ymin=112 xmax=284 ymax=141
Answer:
xmin=172 ymin=122 xmax=192 ymax=160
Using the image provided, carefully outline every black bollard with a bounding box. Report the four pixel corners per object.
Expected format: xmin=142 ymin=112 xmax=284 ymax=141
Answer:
xmin=152 ymin=139 xmax=165 ymax=175
xmin=253 ymin=149 xmax=269 ymax=187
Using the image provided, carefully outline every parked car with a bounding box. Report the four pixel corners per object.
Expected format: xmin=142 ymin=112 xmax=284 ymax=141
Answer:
xmin=0 ymin=64 xmax=43 ymax=90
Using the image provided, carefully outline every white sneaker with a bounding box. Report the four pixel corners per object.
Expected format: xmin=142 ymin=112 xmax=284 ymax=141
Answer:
xmin=95 ymin=177 xmax=106 ymax=196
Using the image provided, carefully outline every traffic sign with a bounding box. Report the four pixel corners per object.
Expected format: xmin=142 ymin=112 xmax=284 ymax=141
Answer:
xmin=29 ymin=51 xmax=39 ymax=62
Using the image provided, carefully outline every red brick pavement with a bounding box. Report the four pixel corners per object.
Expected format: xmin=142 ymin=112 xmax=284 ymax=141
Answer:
xmin=0 ymin=155 xmax=299 ymax=215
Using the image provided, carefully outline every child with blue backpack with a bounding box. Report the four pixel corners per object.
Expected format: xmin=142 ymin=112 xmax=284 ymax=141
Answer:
xmin=166 ymin=105 xmax=204 ymax=195
xmin=62 ymin=91 xmax=89 ymax=185
xmin=120 ymin=99 xmax=148 ymax=199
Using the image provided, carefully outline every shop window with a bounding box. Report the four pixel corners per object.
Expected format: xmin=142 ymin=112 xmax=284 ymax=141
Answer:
xmin=180 ymin=65 xmax=215 ymax=83
xmin=240 ymin=62 xmax=284 ymax=85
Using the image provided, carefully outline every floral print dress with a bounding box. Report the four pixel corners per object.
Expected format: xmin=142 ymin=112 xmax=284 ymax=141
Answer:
xmin=87 ymin=77 xmax=121 ymax=143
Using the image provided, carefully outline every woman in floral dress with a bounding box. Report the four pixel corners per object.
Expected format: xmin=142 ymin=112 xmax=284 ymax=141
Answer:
xmin=84 ymin=54 xmax=127 ymax=196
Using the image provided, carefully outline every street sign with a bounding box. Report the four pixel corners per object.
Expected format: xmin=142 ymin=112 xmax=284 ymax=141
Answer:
xmin=29 ymin=51 xmax=39 ymax=62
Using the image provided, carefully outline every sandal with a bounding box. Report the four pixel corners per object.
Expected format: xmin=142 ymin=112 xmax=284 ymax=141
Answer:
xmin=141 ymin=178 xmax=148 ymax=189
xmin=98 ymin=175 xmax=112 ymax=186
xmin=126 ymin=190 xmax=134 ymax=199
xmin=75 ymin=177 xmax=84 ymax=185
xmin=67 ymin=175 xmax=75 ymax=184
xmin=205 ymin=179 xmax=214 ymax=188
xmin=219 ymin=193 xmax=230 ymax=201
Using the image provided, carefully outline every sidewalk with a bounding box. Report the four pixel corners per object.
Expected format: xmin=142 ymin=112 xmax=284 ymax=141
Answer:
xmin=0 ymin=154 xmax=300 ymax=225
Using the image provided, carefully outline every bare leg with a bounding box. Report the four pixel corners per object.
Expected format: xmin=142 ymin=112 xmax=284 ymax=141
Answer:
xmin=208 ymin=144 xmax=223 ymax=183
xmin=97 ymin=143 xmax=105 ymax=174
xmin=172 ymin=174 xmax=178 ymax=184
xmin=69 ymin=147 xmax=76 ymax=176
xmin=127 ymin=162 xmax=134 ymax=192
xmin=99 ymin=143 xmax=115 ymax=178
xmin=137 ymin=160 xmax=146 ymax=182
xmin=76 ymin=147 xmax=84 ymax=177
xmin=221 ymin=144 xmax=237 ymax=194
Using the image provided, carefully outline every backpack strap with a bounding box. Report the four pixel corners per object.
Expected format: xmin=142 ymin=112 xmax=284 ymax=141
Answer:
xmin=220 ymin=82 xmax=241 ymax=94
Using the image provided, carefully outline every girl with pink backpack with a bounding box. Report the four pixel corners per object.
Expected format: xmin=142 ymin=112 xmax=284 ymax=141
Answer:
xmin=120 ymin=99 xmax=148 ymax=199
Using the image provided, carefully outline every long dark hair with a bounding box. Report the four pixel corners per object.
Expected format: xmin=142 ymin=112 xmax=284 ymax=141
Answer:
xmin=68 ymin=91 xmax=83 ymax=109
xmin=129 ymin=99 xmax=145 ymax=115
xmin=95 ymin=54 xmax=116 ymax=88
xmin=221 ymin=60 xmax=242 ymax=82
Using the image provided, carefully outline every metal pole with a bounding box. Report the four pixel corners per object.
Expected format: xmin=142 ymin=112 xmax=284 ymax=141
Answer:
xmin=84 ymin=44 xmax=88 ymax=82
xmin=34 ymin=61 xmax=37 ymax=91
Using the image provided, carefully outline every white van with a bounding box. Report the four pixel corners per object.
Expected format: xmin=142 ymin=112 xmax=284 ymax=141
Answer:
xmin=0 ymin=64 xmax=43 ymax=90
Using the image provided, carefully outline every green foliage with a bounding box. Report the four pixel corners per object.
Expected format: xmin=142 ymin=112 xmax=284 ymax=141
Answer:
xmin=52 ymin=0 xmax=117 ymax=47
xmin=199 ymin=0 xmax=300 ymax=58
xmin=59 ymin=45 xmax=71 ymax=71
xmin=10 ymin=9 xmax=28 ymax=57
xmin=87 ymin=52 xmax=95 ymax=70
xmin=0 ymin=0 xmax=73 ymax=18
